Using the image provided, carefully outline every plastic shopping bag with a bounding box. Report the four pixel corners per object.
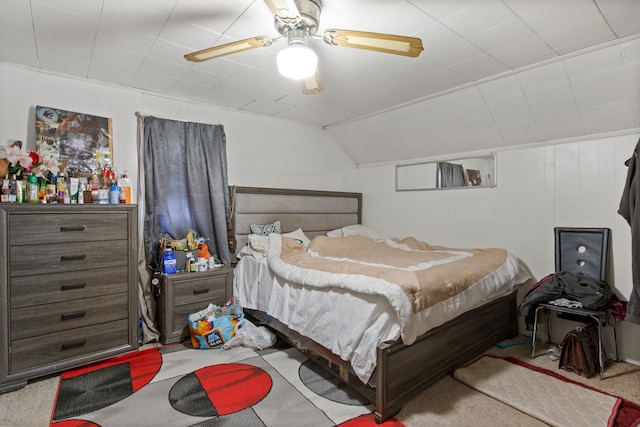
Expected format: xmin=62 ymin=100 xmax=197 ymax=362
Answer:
xmin=188 ymin=302 xmax=244 ymax=349
xmin=221 ymin=318 xmax=276 ymax=351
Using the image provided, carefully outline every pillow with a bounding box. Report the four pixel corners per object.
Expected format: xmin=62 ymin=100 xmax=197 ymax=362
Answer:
xmin=341 ymin=224 xmax=382 ymax=239
xmin=326 ymin=224 xmax=382 ymax=240
xmin=235 ymin=234 xmax=270 ymax=260
xmin=248 ymin=234 xmax=269 ymax=253
xmin=250 ymin=220 xmax=281 ymax=236
xmin=283 ymin=228 xmax=311 ymax=246
xmin=326 ymin=228 xmax=344 ymax=238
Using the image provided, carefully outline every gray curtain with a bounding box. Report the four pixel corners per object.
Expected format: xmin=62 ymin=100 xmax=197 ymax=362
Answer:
xmin=143 ymin=117 xmax=231 ymax=271
xmin=136 ymin=116 xmax=230 ymax=344
xmin=136 ymin=114 xmax=161 ymax=344
xmin=438 ymin=161 xmax=467 ymax=188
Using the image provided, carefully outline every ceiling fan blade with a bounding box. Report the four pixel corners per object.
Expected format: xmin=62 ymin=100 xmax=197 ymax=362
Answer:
xmin=301 ymin=73 xmax=323 ymax=94
xmin=322 ymin=29 xmax=424 ymax=58
xmin=263 ymin=0 xmax=301 ymax=26
xmin=184 ymin=36 xmax=273 ymax=62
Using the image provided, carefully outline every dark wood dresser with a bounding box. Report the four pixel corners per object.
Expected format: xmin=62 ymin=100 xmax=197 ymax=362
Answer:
xmin=0 ymin=204 xmax=138 ymax=393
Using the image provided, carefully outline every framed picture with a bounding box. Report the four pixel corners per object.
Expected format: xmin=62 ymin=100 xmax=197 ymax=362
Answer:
xmin=466 ymin=169 xmax=482 ymax=186
xmin=35 ymin=106 xmax=113 ymax=175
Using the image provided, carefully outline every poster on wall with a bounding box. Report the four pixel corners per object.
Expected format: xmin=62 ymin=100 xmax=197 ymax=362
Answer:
xmin=35 ymin=106 xmax=113 ymax=175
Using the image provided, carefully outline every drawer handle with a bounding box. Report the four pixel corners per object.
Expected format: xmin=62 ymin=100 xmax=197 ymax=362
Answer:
xmin=61 ymin=283 xmax=87 ymax=291
xmin=60 ymin=225 xmax=87 ymax=232
xmin=61 ymin=340 xmax=87 ymax=351
xmin=61 ymin=255 xmax=87 ymax=262
xmin=193 ymin=288 xmax=210 ymax=295
xmin=61 ymin=310 xmax=87 ymax=321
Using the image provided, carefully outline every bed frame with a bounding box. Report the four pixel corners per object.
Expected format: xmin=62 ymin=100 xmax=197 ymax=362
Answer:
xmin=231 ymin=186 xmax=518 ymax=423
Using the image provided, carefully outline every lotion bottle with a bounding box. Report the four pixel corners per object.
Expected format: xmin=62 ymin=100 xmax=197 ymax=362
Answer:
xmin=118 ymin=171 xmax=132 ymax=204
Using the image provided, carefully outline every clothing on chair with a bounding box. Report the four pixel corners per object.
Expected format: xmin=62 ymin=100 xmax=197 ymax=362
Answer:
xmin=518 ymin=271 xmax=613 ymax=329
xmin=618 ymin=137 xmax=640 ymax=325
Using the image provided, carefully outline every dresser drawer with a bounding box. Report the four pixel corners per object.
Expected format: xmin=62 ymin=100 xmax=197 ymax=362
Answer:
xmin=10 ymin=266 xmax=128 ymax=308
xmin=9 ymin=212 xmax=129 ymax=245
xmin=11 ymin=293 xmax=128 ymax=340
xmin=9 ymin=240 xmax=128 ymax=277
xmin=9 ymin=319 xmax=129 ymax=373
xmin=173 ymin=274 xmax=228 ymax=306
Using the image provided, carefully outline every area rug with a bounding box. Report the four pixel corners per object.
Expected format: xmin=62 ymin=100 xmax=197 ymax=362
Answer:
xmin=49 ymin=344 xmax=405 ymax=427
xmin=453 ymin=355 xmax=640 ymax=427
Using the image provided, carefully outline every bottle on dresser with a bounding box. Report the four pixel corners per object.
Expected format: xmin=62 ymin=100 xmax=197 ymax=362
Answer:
xmin=89 ymin=174 xmax=100 ymax=204
xmin=57 ymin=159 xmax=68 ymax=204
xmin=118 ymin=171 xmax=132 ymax=204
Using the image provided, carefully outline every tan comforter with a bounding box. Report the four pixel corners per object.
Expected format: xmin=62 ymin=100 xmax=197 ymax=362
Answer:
xmin=260 ymin=234 xmax=524 ymax=382
xmin=270 ymin=235 xmax=509 ymax=314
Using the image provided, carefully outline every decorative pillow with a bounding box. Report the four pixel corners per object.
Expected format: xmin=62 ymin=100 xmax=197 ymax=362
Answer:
xmin=283 ymin=228 xmax=311 ymax=246
xmin=250 ymin=220 xmax=281 ymax=236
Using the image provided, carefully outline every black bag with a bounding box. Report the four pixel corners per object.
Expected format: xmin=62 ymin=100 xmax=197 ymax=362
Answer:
xmin=558 ymin=322 xmax=602 ymax=378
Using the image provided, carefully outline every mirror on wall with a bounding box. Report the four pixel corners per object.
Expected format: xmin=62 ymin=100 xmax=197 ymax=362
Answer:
xmin=396 ymin=154 xmax=496 ymax=191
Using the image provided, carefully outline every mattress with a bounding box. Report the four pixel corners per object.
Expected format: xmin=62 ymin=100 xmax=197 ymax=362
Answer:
xmin=234 ymin=236 xmax=529 ymax=383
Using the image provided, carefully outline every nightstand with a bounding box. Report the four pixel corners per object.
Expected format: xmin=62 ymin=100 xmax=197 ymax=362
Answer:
xmin=157 ymin=267 xmax=233 ymax=344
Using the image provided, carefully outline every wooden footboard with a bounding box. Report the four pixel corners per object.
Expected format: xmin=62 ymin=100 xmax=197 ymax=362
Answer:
xmin=374 ymin=290 xmax=518 ymax=422
xmin=246 ymin=290 xmax=518 ymax=424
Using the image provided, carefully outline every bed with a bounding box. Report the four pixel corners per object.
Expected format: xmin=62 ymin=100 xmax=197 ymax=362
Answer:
xmin=230 ymin=186 xmax=528 ymax=423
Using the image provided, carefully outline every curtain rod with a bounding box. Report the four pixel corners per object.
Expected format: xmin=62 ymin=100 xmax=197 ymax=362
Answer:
xmin=134 ymin=111 xmax=221 ymax=126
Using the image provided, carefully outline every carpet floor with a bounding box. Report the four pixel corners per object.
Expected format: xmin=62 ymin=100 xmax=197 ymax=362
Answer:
xmin=1 ymin=335 xmax=639 ymax=427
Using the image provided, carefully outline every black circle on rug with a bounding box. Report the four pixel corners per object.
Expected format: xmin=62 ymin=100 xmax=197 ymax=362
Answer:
xmin=169 ymin=363 xmax=272 ymax=417
xmin=298 ymin=360 xmax=370 ymax=406
xmin=52 ymin=347 xmax=163 ymax=421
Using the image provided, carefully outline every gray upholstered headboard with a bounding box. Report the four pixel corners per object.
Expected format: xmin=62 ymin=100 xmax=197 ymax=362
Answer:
xmin=231 ymin=186 xmax=362 ymax=250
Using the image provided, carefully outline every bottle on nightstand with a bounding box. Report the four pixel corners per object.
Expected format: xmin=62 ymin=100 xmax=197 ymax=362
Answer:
xmin=162 ymin=248 xmax=177 ymax=274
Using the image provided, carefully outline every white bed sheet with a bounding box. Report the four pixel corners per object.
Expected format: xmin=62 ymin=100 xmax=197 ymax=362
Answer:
xmin=234 ymin=252 xmax=529 ymax=384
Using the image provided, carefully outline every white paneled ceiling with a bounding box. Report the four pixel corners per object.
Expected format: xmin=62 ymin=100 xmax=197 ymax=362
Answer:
xmin=0 ymin=0 xmax=639 ymax=165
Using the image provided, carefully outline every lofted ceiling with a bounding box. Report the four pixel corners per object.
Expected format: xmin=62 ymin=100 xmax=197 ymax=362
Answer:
xmin=1 ymin=0 xmax=639 ymax=165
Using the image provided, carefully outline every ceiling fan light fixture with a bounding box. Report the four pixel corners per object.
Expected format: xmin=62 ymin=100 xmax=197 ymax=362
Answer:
xmin=277 ymin=29 xmax=317 ymax=80
xmin=277 ymin=45 xmax=317 ymax=79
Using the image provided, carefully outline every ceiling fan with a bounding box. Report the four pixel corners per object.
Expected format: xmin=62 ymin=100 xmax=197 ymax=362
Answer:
xmin=184 ymin=0 xmax=424 ymax=94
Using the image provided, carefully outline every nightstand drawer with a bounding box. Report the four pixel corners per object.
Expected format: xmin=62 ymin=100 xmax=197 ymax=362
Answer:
xmin=9 ymin=212 xmax=129 ymax=245
xmin=10 ymin=319 xmax=129 ymax=373
xmin=173 ymin=274 xmax=228 ymax=306
xmin=11 ymin=293 xmax=128 ymax=339
xmin=173 ymin=302 xmax=217 ymax=336
xmin=157 ymin=268 xmax=233 ymax=344
xmin=10 ymin=266 xmax=128 ymax=308
xmin=9 ymin=240 xmax=128 ymax=277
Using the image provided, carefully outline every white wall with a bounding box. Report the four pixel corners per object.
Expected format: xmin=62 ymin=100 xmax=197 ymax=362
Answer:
xmin=359 ymin=132 xmax=640 ymax=363
xmin=0 ymin=63 xmax=359 ymax=200
xmin=3 ymin=61 xmax=639 ymax=364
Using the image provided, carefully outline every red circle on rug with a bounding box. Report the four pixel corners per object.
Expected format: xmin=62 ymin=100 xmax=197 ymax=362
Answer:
xmin=337 ymin=413 xmax=406 ymax=426
xmin=50 ymin=421 xmax=100 ymax=427
xmin=170 ymin=363 xmax=272 ymax=417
